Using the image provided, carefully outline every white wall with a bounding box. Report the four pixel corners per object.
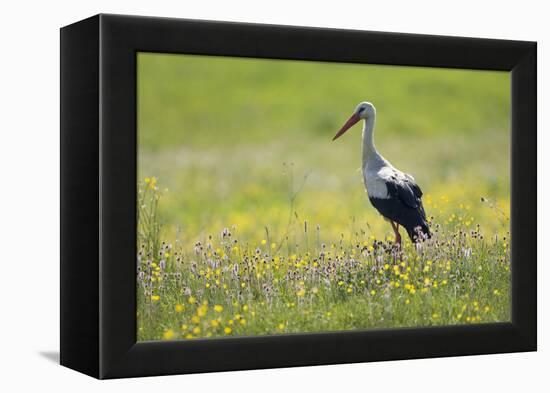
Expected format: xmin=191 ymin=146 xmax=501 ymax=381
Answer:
xmin=0 ymin=0 xmax=546 ymax=391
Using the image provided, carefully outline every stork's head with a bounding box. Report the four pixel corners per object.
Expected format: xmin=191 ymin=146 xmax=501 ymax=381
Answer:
xmin=332 ymin=102 xmax=376 ymax=141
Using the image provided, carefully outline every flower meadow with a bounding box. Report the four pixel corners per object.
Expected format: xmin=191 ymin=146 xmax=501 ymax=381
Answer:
xmin=137 ymin=178 xmax=511 ymax=342
xmin=136 ymin=53 xmax=511 ymax=341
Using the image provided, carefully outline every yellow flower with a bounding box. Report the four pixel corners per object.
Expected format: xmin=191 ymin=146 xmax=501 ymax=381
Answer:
xmin=185 ymin=334 xmax=194 ymax=339
xmin=277 ymin=323 xmax=285 ymax=331
xmin=242 ymin=305 xmax=249 ymax=312
xmin=175 ymin=304 xmax=184 ymax=313
xmin=224 ymin=327 xmax=232 ymax=334
xmin=240 ymin=318 xmax=246 ymax=325
xmin=192 ymin=326 xmax=201 ymax=334
xmin=162 ymin=329 xmax=175 ymax=340
xmin=338 ymin=281 xmax=344 ymax=286
xmin=151 ymin=295 xmax=160 ymax=302
xmin=144 ymin=177 xmax=151 ymax=184
xmin=432 ymin=313 xmax=440 ymax=319
xmin=271 ymin=243 xmax=277 ymax=249
xmin=296 ymin=288 xmax=306 ymax=297
xmin=164 ymin=252 xmax=170 ymax=258
xmin=211 ymin=319 xmax=220 ymax=327
xmin=191 ymin=315 xmax=200 ymax=324
xmin=405 ymin=298 xmax=410 ymax=305
xmin=188 ymin=296 xmax=196 ymax=304
xmin=261 ymin=239 xmax=267 ymax=245
xmin=181 ymin=324 xmax=188 ymax=331
xmin=214 ymin=305 xmax=224 ymax=313
xmin=197 ymin=305 xmax=208 ymax=317
xmin=370 ymin=290 xmax=376 ymax=296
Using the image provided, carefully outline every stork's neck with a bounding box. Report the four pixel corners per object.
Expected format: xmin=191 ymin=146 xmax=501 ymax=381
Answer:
xmin=361 ymin=116 xmax=381 ymax=168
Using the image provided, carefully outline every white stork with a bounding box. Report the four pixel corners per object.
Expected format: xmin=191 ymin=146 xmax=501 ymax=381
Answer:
xmin=332 ymin=102 xmax=430 ymax=246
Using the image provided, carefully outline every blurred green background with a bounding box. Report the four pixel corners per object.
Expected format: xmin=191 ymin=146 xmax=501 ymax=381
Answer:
xmin=137 ymin=53 xmax=510 ymax=245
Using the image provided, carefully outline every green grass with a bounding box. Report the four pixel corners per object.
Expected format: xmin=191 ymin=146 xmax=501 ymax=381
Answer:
xmin=138 ymin=53 xmax=509 ymax=150
xmin=137 ymin=182 xmax=510 ymax=341
xmin=136 ymin=53 xmax=511 ymax=341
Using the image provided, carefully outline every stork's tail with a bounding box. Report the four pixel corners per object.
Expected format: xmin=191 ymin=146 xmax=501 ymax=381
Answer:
xmin=405 ymin=221 xmax=431 ymax=243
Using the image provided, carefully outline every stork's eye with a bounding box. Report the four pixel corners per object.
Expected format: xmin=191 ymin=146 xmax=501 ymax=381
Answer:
xmin=358 ymin=107 xmax=365 ymax=114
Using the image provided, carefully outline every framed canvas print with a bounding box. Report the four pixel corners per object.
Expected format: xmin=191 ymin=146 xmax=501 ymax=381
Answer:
xmin=60 ymin=14 xmax=536 ymax=379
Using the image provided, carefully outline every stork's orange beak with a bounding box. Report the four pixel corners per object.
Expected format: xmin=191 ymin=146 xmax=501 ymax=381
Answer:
xmin=332 ymin=113 xmax=360 ymax=141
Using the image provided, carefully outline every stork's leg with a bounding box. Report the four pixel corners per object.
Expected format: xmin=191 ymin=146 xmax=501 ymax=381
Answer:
xmin=389 ymin=221 xmax=402 ymax=247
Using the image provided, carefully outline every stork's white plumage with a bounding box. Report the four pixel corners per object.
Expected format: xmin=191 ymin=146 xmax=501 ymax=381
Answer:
xmin=333 ymin=102 xmax=430 ymax=245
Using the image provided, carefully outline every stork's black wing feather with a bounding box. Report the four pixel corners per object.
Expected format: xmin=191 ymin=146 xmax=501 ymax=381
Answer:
xmin=403 ymin=178 xmax=427 ymax=220
xmin=369 ymin=177 xmax=430 ymax=242
xmin=406 ymin=179 xmax=423 ymax=198
xmin=386 ymin=178 xmax=422 ymax=209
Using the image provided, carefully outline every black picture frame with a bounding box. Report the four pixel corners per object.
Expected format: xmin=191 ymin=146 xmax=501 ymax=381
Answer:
xmin=60 ymin=14 xmax=537 ymax=379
